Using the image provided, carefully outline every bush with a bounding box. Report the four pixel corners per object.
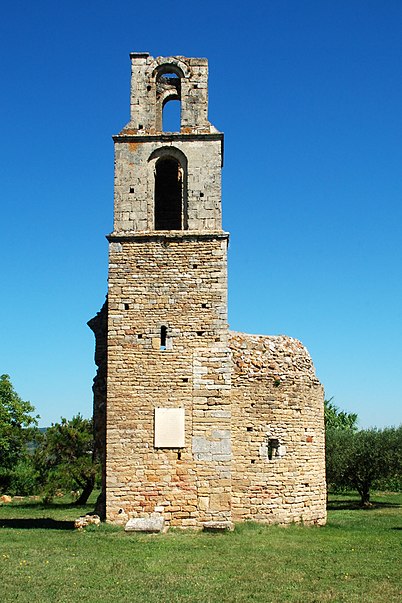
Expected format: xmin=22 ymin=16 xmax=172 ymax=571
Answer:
xmin=6 ymin=457 xmax=40 ymax=496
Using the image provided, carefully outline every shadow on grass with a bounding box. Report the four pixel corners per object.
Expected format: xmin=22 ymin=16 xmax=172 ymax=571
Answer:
xmin=2 ymin=502 xmax=92 ymax=511
xmin=327 ymin=499 xmax=401 ymax=511
xmin=0 ymin=518 xmax=75 ymax=530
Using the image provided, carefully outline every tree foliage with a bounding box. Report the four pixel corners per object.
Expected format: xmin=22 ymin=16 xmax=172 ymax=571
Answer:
xmin=326 ymin=426 xmax=402 ymax=505
xmin=324 ymin=398 xmax=358 ymax=431
xmin=0 ymin=374 xmax=39 ymax=492
xmin=34 ymin=414 xmax=99 ymax=504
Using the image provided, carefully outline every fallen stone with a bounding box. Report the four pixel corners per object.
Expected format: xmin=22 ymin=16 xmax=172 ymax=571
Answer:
xmin=202 ymin=521 xmax=234 ymax=532
xmin=125 ymin=517 xmax=165 ymax=533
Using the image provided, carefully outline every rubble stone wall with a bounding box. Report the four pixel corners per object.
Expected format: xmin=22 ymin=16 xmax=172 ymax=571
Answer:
xmin=230 ymin=332 xmax=327 ymax=525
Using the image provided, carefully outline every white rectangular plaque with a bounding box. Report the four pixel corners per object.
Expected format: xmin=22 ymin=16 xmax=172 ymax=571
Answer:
xmin=154 ymin=407 xmax=185 ymax=448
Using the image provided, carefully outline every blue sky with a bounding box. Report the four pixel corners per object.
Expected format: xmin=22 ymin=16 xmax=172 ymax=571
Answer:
xmin=0 ymin=0 xmax=401 ymax=429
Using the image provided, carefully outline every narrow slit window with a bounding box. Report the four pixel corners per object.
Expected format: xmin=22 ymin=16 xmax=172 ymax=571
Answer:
xmin=160 ymin=325 xmax=167 ymax=350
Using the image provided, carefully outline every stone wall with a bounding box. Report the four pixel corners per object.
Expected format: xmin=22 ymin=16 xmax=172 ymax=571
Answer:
xmin=106 ymin=233 xmax=232 ymax=526
xmin=112 ymin=137 xmax=223 ymax=233
xmin=230 ymin=332 xmax=326 ymax=525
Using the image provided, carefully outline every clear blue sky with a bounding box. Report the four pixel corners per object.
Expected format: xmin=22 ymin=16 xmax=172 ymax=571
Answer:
xmin=1 ymin=1 xmax=401 ymax=429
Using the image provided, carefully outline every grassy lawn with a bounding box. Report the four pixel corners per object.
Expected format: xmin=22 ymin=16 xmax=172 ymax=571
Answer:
xmin=0 ymin=492 xmax=401 ymax=602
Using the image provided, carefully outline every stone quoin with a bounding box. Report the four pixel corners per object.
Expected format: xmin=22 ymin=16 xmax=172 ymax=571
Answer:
xmin=88 ymin=53 xmax=327 ymax=528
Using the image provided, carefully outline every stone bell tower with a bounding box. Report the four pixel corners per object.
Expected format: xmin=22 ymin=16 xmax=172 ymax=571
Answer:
xmin=106 ymin=53 xmax=232 ymax=526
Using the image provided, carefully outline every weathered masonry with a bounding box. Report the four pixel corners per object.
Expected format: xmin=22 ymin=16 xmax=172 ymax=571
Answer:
xmin=89 ymin=53 xmax=327 ymax=528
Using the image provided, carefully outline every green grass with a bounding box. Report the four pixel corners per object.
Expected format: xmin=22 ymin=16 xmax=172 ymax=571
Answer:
xmin=1 ymin=491 xmax=401 ymax=602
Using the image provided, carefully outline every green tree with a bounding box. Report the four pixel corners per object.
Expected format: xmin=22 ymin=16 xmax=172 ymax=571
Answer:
xmin=0 ymin=374 xmax=39 ymax=492
xmin=326 ymin=426 xmax=402 ymax=505
xmin=325 ymin=398 xmax=358 ymax=494
xmin=34 ymin=414 xmax=99 ymax=504
xmin=324 ymin=398 xmax=358 ymax=431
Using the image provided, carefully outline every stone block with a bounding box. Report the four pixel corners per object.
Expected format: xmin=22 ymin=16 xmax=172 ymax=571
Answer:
xmin=125 ymin=516 xmax=165 ymax=533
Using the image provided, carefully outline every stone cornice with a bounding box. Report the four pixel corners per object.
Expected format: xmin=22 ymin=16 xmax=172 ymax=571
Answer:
xmin=107 ymin=230 xmax=229 ymax=244
xmin=112 ymin=132 xmax=224 ymax=144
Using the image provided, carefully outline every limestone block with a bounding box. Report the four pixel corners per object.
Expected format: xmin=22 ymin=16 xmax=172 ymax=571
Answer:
xmin=125 ymin=516 xmax=165 ymax=533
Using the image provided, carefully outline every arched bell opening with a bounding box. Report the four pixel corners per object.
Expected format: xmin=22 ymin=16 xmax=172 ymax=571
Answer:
xmin=155 ymin=66 xmax=182 ymax=132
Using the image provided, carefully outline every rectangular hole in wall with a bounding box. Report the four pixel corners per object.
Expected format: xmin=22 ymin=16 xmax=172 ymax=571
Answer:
xmin=124 ymin=303 xmax=129 ymax=310
xmin=137 ymin=334 xmax=143 ymax=339
xmin=199 ymin=192 xmax=204 ymax=197
xmin=197 ymin=331 xmax=204 ymax=336
xmin=182 ymin=378 xmax=189 ymax=383
xmin=160 ymin=325 xmax=167 ymax=350
xmin=247 ymin=426 xmax=253 ymax=432
xmin=129 ymin=187 xmax=135 ymax=193
xmin=202 ymin=303 xmax=207 ymax=308
xmin=268 ymin=438 xmax=280 ymax=460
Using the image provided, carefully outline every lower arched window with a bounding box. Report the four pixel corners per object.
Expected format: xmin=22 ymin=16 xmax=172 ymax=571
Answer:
xmin=154 ymin=157 xmax=182 ymax=230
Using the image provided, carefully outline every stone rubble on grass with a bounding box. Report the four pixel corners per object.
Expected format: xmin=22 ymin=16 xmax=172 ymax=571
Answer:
xmin=74 ymin=514 xmax=101 ymax=529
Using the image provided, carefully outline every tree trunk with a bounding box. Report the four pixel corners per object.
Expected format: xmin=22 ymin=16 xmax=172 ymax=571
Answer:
xmin=75 ymin=475 xmax=95 ymax=505
xmin=358 ymin=483 xmax=372 ymax=507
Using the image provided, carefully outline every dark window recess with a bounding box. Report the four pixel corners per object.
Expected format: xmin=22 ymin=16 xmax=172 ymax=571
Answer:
xmin=124 ymin=303 xmax=129 ymax=310
xmin=247 ymin=426 xmax=253 ymax=432
xmin=177 ymin=451 xmax=182 ymax=460
xmin=199 ymin=192 xmax=204 ymax=197
xmin=155 ymin=157 xmax=182 ymax=230
xmin=129 ymin=187 xmax=135 ymax=193
xmin=160 ymin=325 xmax=167 ymax=350
xmin=147 ymin=85 xmax=152 ymax=91
xmin=197 ymin=331 xmax=204 ymax=336
xmin=251 ymin=459 xmax=256 ymax=464
xmin=268 ymin=438 xmax=280 ymax=460
xmin=138 ymin=334 xmax=143 ymax=339
xmin=182 ymin=377 xmax=189 ymax=383
xmin=193 ymin=264 xmax=198 ymax=269
xmin=139 ymin=124 xmax=143 ymax=129
xmin=202 ymin=303 xmax=207 ymax=308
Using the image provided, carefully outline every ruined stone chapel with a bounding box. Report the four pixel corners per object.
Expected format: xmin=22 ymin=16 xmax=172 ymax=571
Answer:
xmin=89 ymin=52 xmax=327 ymax=529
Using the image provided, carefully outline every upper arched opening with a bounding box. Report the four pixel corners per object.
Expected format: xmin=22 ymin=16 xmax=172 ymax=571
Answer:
xmin=155 ymin=65 xmax=183 ymax=132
